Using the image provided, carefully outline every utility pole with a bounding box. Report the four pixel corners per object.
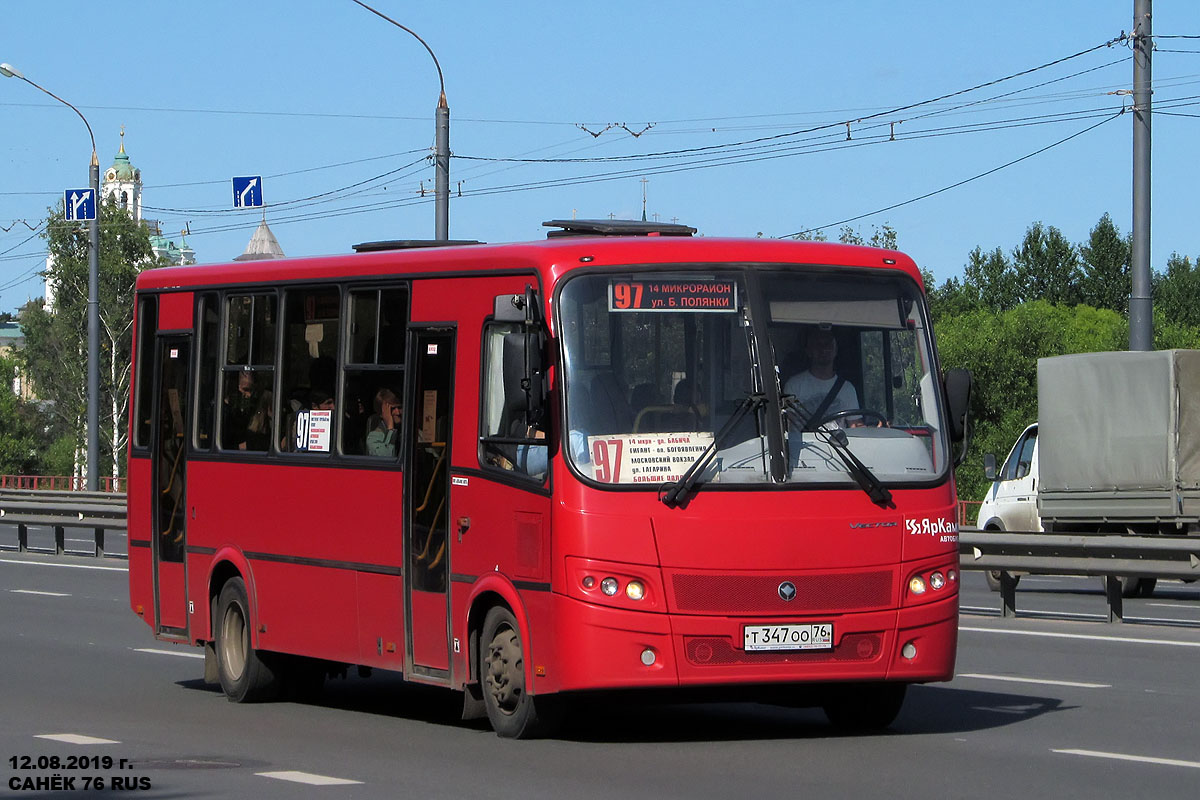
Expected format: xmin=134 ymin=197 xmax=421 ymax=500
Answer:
xmin=1129 ymin=0 xmax=1153 ymax=350
xmin=640 ymin=177 xmax=648 ymax=222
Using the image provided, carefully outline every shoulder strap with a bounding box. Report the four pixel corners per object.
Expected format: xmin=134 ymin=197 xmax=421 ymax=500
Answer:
xmin=806 ymin=376 xmax=846 ymax=429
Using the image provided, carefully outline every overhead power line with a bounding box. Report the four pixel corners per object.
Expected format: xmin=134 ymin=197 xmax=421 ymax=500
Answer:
xmin=781 ymin=110 xmax=1125 ymax=239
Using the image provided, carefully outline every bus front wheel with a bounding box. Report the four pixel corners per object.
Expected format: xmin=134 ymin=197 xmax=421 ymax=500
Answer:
xmin=214 ymin=577 xmax=279 ymax=703
xmin=822 ymin=682 xmax=907 ymax=732
xmin=480 ymin=606 xmax=561 ymax=738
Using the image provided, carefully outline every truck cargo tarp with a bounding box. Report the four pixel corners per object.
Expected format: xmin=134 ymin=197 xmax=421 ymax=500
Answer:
xmin=1038 ymin=350 xmax=1200 ymax=493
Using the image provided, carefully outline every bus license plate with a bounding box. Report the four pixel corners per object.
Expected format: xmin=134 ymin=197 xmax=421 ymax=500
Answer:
xmin=743 ymin=623 xmax=833 ymax=651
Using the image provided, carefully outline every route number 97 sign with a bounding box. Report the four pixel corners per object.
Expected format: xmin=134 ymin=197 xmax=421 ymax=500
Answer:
xmin=588 ymin=433 xmax=713 ymax=484
xmin=609 ymin=279 xmax=737 ymax=312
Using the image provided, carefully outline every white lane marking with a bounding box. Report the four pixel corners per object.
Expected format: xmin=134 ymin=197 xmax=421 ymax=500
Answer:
xmin=958 ymin=673 xmax=1110 ymax=689
xmin=35 ymin=734 xmax=120 ymax=745
xmin=256 ymin=771 xmax=363 ymax=786
xmin=1053 ymin=749 xmax=1200 ymax=769
xmin=9 ymin=589 xmax=71 ymax=597
xmin=961 ymin=626 xmax=1200 ymax=648
xmin=1148 ymin=602 xmax=1200 ymax=610
xmin=0 ymin=556 xmax=127 ymax=572
xmin=134 ymin=647 xmax=205 ymax=660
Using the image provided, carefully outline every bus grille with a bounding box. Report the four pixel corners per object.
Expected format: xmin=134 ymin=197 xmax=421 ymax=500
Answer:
xmin=668 ymin=571 xmax=892 ymax=614
xmin=684 ymin=633 xmax=882 ymax=666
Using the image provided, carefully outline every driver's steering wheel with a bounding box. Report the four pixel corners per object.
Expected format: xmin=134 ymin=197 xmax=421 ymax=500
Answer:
xmin=809 ymin=408 xmax=889 ymax=430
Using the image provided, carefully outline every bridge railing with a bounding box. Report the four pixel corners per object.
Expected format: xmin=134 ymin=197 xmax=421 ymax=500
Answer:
xmin=958 ymin=528 xmax=1200 ymax=623
xmin=0 ymin=489 xmax=128 ymax=559
xmin=0 ymin=475 xmax=125 ymax=492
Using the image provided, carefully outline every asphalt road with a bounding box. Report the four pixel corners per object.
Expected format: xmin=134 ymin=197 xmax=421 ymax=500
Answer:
xmin=1 ymin=549 xmax=1198 ymax=799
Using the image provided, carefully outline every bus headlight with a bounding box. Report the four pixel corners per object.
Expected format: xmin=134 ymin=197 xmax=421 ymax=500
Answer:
xmin=626 ymin=581 xmax=645 ymax=601
xmin=600 ymin=577 xmax=619 ymax=596
xmin=909 ymin=576 xmax=927 ymax=595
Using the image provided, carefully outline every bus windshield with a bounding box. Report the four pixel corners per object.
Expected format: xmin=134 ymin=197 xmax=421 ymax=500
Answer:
xmin=558 ymin=267 xmax=948 ymax=489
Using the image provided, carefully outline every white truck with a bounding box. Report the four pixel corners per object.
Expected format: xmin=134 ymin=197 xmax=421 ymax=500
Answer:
xmin=978 ymin=349 xmax=1200 ymax=597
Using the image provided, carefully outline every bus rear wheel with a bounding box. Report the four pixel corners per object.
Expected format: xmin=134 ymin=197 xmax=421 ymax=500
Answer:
xmin=215 ymin=577 xmax=279 ymax=703
xmin=481 ymin=606 xmax=561 ymax=738
xmin=822 ymin=682 xmax=907 ymax=732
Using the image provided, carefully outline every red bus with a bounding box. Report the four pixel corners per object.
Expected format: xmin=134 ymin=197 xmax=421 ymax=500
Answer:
xmin=128 ymin=219 xmax=971 ymax=738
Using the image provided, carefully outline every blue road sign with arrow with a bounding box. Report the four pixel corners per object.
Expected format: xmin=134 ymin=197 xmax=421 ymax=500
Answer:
xmin=232 ymin=176 xmax=263 ymax=208
xmin=64 ymin=188 xmax=96 ymax=221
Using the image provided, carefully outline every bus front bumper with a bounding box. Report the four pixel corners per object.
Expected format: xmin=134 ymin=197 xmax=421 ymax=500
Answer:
xmin=543 ymin=592 xmax=957 ymax=694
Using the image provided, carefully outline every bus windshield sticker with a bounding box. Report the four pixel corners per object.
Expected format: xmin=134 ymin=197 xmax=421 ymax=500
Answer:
xmin=589 ymin=433 xmax=714 ymax=484
xmin=609 ymin=279 xmax=737 ymax=313
xmin=306 ymin=409 xmax=332 ymax=452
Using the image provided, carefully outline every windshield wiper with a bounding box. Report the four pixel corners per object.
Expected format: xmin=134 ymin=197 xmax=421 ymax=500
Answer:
xmin=661 ymin=393 xmax=765 ymax=508
xmin=782 ymin=397 xmax=894 ymax=508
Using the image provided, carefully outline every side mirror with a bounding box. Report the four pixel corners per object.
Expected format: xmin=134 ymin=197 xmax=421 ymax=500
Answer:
xmin=496 ymin=285 xmax=550 ymax=427
xmin=983 ymin=453 xmax=997 ymax=481
xmin=942 ymin=368 xmax=972 ymax=468
xmin=943 ymin=368 xmax=971 ymax=442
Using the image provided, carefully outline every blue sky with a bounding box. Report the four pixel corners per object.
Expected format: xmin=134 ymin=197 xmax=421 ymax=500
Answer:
xmin=3 ymin=1 xmax=1199 ymax=313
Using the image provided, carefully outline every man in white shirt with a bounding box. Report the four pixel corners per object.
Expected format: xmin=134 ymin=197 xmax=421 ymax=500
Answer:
xmin=783 ymin=327 xmax=860 ymax=428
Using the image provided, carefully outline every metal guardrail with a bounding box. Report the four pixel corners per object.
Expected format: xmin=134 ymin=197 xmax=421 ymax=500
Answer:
xmin=0 ymin=489 xmax=128 ymax=559
xmin=3 ymin=491 xmax=1199 ymax=622
xmin=959 ymin=528 xmax=1200 ymax=623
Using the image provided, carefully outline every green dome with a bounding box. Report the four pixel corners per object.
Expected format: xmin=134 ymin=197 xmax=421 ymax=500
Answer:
xmin=106 ymin=130 xmax=138 ymax=181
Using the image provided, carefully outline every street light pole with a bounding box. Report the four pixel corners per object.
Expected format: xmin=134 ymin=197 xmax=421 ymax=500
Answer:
xmin=349 ymin=0 xmax=449 ymax=240
xmin=1 ymin=62 xmax=102 ymax=491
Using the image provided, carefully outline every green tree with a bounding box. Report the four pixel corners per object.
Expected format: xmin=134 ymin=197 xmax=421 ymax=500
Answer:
xmin=1012 ymin=222 xmax=1081 ymax=305
xmin=1078 ymin=213 xmax=1130 ymax=313
xmin=0 ymin=353 xmax=41 ymax=474
xmin=20 ymin=198 xmax=164 ymax=481
xmin=962 ymin=246 xmax=1020 ymax=312
xmin=1153 ymin=252 xmax=1200 ymax=329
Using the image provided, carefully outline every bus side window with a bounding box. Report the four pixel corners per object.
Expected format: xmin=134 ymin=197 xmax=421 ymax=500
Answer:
xmin=479 ymin=322 xmax=547 ymax=480
xmin=278 ymin=286 xmax=341 ymax=455
xmin=218 ymin=293 xmax=277 ymax=452
xmin=132 ymin=296 xmax=158 ymax=450
xmin=193 ymin=292 xmax=219 ymax=451
xmin=343 ymin=287 xmax=408 ymax=457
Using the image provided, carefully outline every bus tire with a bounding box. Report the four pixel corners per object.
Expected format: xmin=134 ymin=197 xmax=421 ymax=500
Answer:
xmin=480 ymin=606 xmax=561 ymax=738
xmin=822 ymin=682 xmax=906 ymax=732
xmin=215 ymin=577 xmax=279 ymax=703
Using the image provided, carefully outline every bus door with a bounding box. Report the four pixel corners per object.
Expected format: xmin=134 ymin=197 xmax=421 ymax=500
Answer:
xmin=405 ymin=327 xmax=455 ymax=678
xmin=151 ymin=335 xmax=190 ymax=636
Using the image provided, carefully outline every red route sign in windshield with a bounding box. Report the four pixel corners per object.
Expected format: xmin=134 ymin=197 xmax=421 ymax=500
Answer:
xmin=609 ymin=279 xmax=737 ymax=312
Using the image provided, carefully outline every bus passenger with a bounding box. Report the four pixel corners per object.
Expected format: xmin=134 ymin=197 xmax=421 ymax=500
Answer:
xmin=366 ymin=388 xmax=402 ymax=457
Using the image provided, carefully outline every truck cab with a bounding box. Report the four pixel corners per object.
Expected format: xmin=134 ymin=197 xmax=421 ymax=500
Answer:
xmin=979 ymin=423 xmax=1041 ymax=534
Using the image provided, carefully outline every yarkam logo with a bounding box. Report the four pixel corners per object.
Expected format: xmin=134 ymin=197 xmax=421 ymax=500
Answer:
xmin=905 ymin=517 xmax=958 ymax=536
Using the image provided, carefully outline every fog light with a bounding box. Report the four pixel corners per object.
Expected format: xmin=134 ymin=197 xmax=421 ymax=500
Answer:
xmin=640 ymin=648 xmax=656 ymax=666
xmin=901 ymin=641 xmax=917 ymax=660
xmin=909 ymin=576 xmax=927 ymax=595
xmin=930 ymin=571 xmax=946 ymax=590
xmin=948 ymin=569 xmax=958 ymax=582
xmin=626 ymin=581 xmax=645 ymax=601
xmin=600 ymin=577 xmax=619 ymax=596
xmin=582 ymin=575 xmax=596 ymax=590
